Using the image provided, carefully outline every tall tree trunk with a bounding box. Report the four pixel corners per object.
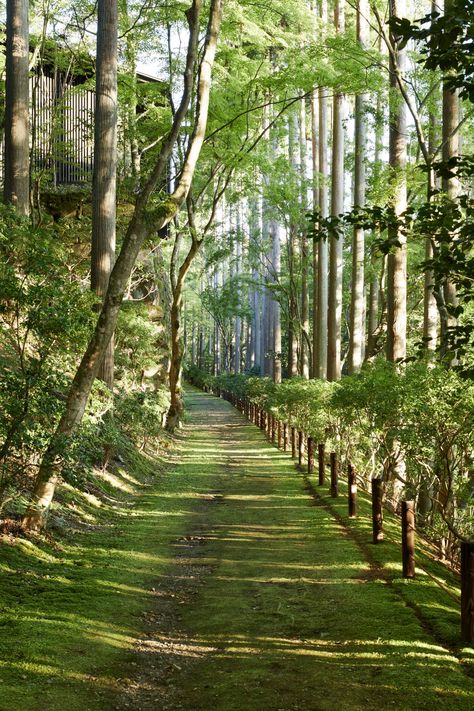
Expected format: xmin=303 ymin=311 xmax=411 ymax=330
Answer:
xmin=423 ymin=48 xmax=439 ymax=350
xmin=271 ymin=218 xmax=282 ymax=383
xmin=315 ymin=0 xmax=329 ymax=380
xmin=327 ymin=0 xmax=345 ymax=382
xmin=287 ymin=108 xmax=299 ymax=377
xmin=386 ymin=0 xmax=407 ymax=364
xmin=348 ymin=0 xmax=369 ymax=374
xmin=311 ymin=87 xmax=319 ymax=378
xmin=4 ymin=0 xmax=29 ymax=215
xmin=316 ymin=83 xmax=329 ymax=379
xmin=234 ymin=204 xmax=242 ymax=374
xmin=91 ymin=0 xmax=118 ymax=390
xmin=439 ymin=0 xmax=460 ymax=362
xmin=299 ymin=96 xmax=310 ymax=379
xmin=22 ymin=0 xmax=223 ymax=531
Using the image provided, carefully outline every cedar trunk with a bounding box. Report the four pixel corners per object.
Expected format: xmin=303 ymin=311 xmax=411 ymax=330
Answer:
xmin=4 ymin=0 xmax=29 ymax=215
xmin=91 ymin=0 xmax=118 ymax=390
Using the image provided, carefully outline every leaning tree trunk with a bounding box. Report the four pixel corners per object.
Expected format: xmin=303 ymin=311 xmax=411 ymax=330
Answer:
xmin=91 ymin=0 xmax=118 ymax=390
xmin=4 ymin=0 xmax=29 ymax=215
xmin=22 ymin=0 xmax=223 ymax=531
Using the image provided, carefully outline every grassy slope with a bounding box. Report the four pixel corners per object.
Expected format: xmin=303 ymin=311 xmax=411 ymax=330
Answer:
xmin=0 ymin=433 xmax=213 ymax=709
xmin=0 ymin=386 xmax=473 ymax=711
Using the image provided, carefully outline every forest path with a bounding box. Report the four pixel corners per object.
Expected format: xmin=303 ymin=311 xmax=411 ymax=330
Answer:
xmin=118 ymin=386 xmax=474 ymax=711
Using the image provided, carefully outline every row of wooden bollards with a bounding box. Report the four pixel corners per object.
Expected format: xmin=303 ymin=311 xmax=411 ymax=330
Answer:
xmin=212 ymin=387 xmax=474 ymax=645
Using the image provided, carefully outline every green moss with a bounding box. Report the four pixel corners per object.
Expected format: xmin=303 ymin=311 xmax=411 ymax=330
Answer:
xmin=0 ymin=388 xmax=473 ymax=710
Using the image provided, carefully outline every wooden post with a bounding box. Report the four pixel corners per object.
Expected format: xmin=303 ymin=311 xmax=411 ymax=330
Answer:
xmin=401 ymin=500 xmax=416 ymax=578
xmin=291 ymin=427 xmax=296 ymax=458
xmin=461 ymin=541 xmax=474 ymax=644
xmin=307 ymin=437 xmax=314 ymax=475
xmin=318 ymin=443 xmax=325 ymax=486
xmin=298 ymin=431 xmax=304 ymax=467
xmin=348 ymin=463 xmax=357 ymax=518
xmin=371 ymin=478 xmax=384 ymax=543
xmin=283 ymin=423 xmax=288 ymax=452
xmin=330 ymin=452 xmax=338 ymax=497
xmin=277 ymin=421 xmax=282 ymax=449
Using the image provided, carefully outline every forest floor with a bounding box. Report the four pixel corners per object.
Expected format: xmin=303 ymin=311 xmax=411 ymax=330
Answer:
xmin=1 ymin=386 xmax=474 ymax=710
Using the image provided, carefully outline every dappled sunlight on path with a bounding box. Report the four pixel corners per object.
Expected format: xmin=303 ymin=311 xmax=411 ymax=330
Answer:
xmin=119 ymin=387 xmax=474 ymax=711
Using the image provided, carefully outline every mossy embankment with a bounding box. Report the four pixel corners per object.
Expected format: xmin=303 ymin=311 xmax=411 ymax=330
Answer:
xmin=1 ymin=386 xmax=473 ymax=711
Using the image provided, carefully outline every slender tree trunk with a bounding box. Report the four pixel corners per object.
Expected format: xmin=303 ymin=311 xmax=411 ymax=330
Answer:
xmin=386 ymin=0 xmax=407 ymax=364
xmin=167 ymin=236 xmax=202 ymax=431
xmin=299 ymin=96 xmax=310 ymax=379
xmin=4 ymin=0 xmax=29 ymax=215
xmin=316 ymin=82 xmax=329 ymax=379
xmin=423 ymin=56 xmax=439 ymax=350
xmin=327 ymin=0 xmax=345 ymax=382
xmin=234 ymin=204 xmax=242 ymax=373
xmin=315 ymin=0 xmax=329 ymax=380
xmin=288 ymin=108 xmax=299 ymax=377
xmin=91 ymin=0 xmax=118 ymax=390
xmin=311 ymin=87 xmax=319 ymax=378
xmin=271 ymin=218 xmax=282 ymax=383
xmin=366 ymin=44 xmax=384 ymax=360
xmin=348 ymin=0 xmax=369 ymax=374
xmin=366 ymin=253 xmax=380 ymax=357
xmin=439 ymin=0 xmax=459 ymax=361
xmin=22 ymin=0 xmax=223 ymax=531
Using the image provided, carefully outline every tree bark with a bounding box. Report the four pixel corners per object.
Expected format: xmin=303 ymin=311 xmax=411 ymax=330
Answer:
xmin=439 ymin=0 xmax=460 ymax=362
xmin=91 ymin=0 xmax=118 ymax=390
xmin=423 ymin=55 xmax=439 ymax=350
xmin=348 ymin=0 xmax=369 ymax=374
xmin=311 ymin=87 xmax=319 ymax=378
xmin=288 ymin=107 xmax=299 ymax=377
xmin=299 ymin=96 xmax=310 ymax=379
xmin=234 ymin=204 xmax=242 ymax=373
xmin=327 ymin=0 xmax=345 ymax=382
xmin=271 ymin=217 xmax=282 ymax=383
xmin=22 ymin=0 xmax=223 ymax=531
xmin=386 ymin=0 xmax=407 ymax=364
xmin=167 ymin=234 xmax=202 ymax=431
xmin=316 ymin=83 xmax=329 ymax=379
xmin=4 ymin=0 xmax=29 ymax=215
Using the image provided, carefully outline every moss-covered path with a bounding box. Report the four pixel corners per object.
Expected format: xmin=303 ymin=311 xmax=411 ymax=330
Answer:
xmin=120 ymin=387 xmax=474 ymax=711
xmin=1 ymin=386 xmax=473 ymax=711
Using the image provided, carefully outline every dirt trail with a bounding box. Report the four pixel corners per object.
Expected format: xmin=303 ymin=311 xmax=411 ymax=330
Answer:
xmin=119 ymin=388 xmax=474 ymax=711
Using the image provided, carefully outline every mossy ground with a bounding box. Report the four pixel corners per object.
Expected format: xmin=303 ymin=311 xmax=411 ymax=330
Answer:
xmin=0 ymin=386 xmax=473 ymax=710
